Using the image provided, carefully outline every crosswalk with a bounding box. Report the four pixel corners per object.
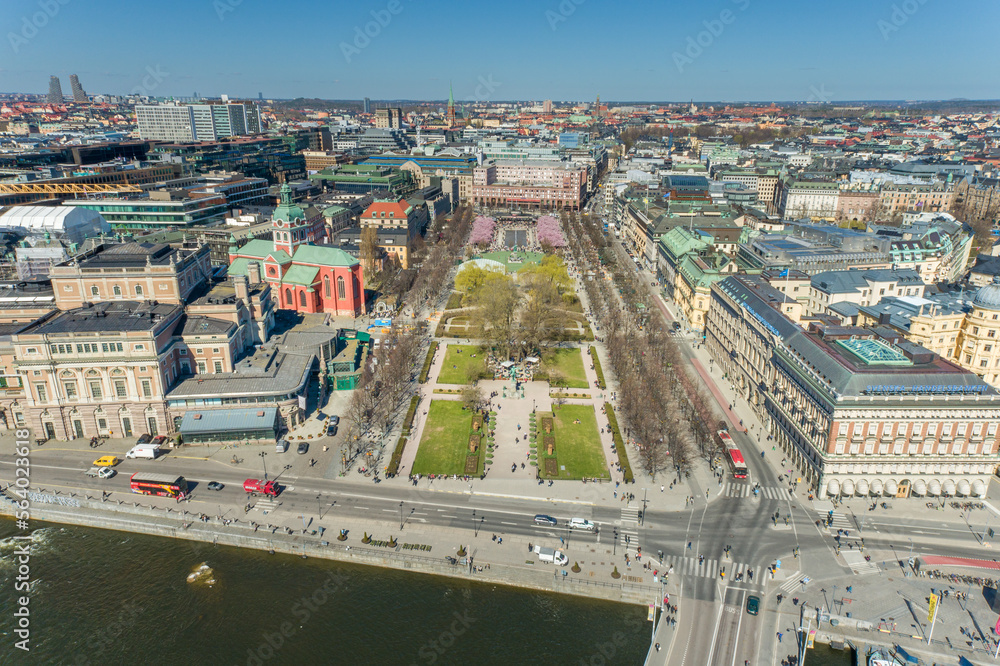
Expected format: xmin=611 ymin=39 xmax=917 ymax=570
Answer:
xmin=778 ymin=572 xmax=808 ymax=594
xmin=619 ymin=507 xmax=640 ymax=550
xmin=724 ymin=483 xmax=788 ymax=500
xmin=253 ymin=498 xmax=280 ymax=512
xmin=665 ymin=556 xmax=765 ymax=588
xmin=815 ymin=508 xmax=853 ymax=531
xmin=841 ymin=551 xmax=880 ymax=575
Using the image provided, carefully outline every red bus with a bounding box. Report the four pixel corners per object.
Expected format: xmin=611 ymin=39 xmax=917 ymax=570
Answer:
xmin=719 ymin=430 xmax=748 ymax=479
xmin=130 ymin=473 xmax=189 ymax=499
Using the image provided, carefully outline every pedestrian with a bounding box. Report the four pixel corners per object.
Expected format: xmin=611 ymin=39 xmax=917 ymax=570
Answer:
xmin=777 ymin=632 xmax=782 ymax=642
xmin=655 ymin=643 xmax=660 ymax=652
xmin=661 ymin=485 xmax=664 ymax=492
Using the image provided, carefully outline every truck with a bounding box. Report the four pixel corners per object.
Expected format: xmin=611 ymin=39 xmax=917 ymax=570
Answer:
xmin=243 ymin=478 xmax=280 ymax=497
xmin=532 ymin=545 xmax=568 ymax=565
xmin=126 ymin=444 xmax=160 ymax=459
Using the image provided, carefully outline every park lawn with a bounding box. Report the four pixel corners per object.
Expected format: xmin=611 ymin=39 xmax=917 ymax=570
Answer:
xmin=411 ymin=401 xmax=482 ymax=476
xmin=542 ymin=347 xmax=589 ymax=389
xmin=437 ymin=344 xmax=486 ymax=384
xmin=538 ymin=404 xmax=609 ymax=480
xmin=445 ymin=291 xmax=464 ymax=310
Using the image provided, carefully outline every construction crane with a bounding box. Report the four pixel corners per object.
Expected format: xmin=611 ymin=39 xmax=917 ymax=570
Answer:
xmin=0 ymin=183 xmax=143 ymax=195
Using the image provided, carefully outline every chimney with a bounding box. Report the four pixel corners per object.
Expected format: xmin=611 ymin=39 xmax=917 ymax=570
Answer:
xmin=247 ymin=261 xmax=262 ymax=285
xmin=234 ymin=274 xmax=249 ymax=302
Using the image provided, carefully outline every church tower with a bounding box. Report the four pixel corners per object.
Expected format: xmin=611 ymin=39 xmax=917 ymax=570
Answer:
xmin=447 ymin=82 xmax=457 ymax=126
xmin=271 ymin=183 xmax=308 ymax=257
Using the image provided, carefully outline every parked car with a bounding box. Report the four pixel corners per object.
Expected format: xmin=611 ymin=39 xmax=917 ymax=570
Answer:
xmin=297 ymin=442 xmax=309 ymax=455
xmin=327 ymin=424 xmax=338 ymax=437
xmin=92 ymin=456 xmax=120 ymax=467
xmin=97 ymin=467 xmax=116 ymax=479
xmin=275 ymin=439 xmax=289 ymax=453
xmin=329 ymin=415 xmax=340 ymax=426
xmin=207 ymin=481 xmax=224 ymax=491
xmin=135 ymin=433 xmax=152 ymax=446
xmin=533 ymin=514 xmax=557 ymax=526
xmin=746 ymin=595 xmax=760 ymax=616
xmin=151 ymin=435 xmax=168 ymax=448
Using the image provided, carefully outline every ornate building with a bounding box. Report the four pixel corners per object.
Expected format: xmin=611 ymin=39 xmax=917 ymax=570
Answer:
xmin=227 ymin=184 xmax=365 ymax=316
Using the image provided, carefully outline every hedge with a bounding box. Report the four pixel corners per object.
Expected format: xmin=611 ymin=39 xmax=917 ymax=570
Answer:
xmin=419 ymin=342 xmax=439 ymax=383
xmin=401 ymin=395 xmax=420 ymax=435
xmin=590 ymin=346 xmax=606 ymax=389
xmin=387 ymin=437 xmax=407 ymax=476
xmin=604 ymin=402 xmax=633 ymax=483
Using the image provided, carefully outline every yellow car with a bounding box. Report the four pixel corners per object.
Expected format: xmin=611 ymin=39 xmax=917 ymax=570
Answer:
xmin=93 ymin=456 xmax=120 ymax=467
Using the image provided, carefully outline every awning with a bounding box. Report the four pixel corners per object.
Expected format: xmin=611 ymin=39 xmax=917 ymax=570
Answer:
xmin=942 ymin=479 xmax=956 ymax=496
xmin=957 ymin=480 xmax=971 ymax=496
xmin=826 ymin=479 xmax=840 ymax=497
xmin=856 ymin=479 xmax=869 ymax=496
xmin=841 ymin=479 xmax=855 ymax=496
xmin=885 ymin=480 xmax=898 ymax=496
xmin=927 ymin=479 xmax=941 ymax=496
xmin=524 ymin=356 xmax=540 ymax=364
xmin=871 ymin=479 xmax=884 ymax=496
xmin=973 ymin=480 xmax=986 ymax=497
xmin=500 ymin=361 xmax=515 ymax=368
xmin=912 ymin=479 xmax=926 ymax=496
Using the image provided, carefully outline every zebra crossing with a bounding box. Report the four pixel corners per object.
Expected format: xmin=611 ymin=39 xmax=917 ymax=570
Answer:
xmin=841 ymin=551 xmax=880 ymax=576
xmin=619 ymin=507 xmax=640 ymax=550
xmin=724 ymin=483 xmax=788 ymax=500
xmin=816 ymin=509 xmax=853 ymax=531
xmin=253 ymin=498 xmax=280 ymax=512
xmin=778 ymin=572 xmax=809 ymax=594
xmin=666 ymin=556 xmax=765 ymax=588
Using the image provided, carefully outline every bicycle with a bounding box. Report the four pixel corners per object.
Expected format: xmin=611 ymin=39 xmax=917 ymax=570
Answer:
xmin=231 ymin=456 xmax=243 ymax=465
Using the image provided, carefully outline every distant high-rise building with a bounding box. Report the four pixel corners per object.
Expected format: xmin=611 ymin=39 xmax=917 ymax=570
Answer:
xmin=136 ymin=101 xmax=263 ymax=142
xmin=374 ymin=107 xmax=403 ymax=129
xmin=363 ymin=97 xmax=371 ymax=113
xmin=69 ymin=74 xmax=87 ymax=102
xmin=194 ymin=92 xmax=199 ymax=99
xmin=594 ymin=94 xmax=601 ymax=118
xmin=543 ymin=99 xmax=553 ymax=113
xmin=47 ymin=76 xmax=63 ymax=104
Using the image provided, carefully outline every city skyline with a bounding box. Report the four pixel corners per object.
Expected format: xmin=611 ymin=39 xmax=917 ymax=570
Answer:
xmin=2 ymin=0 xmax=999 ymax=101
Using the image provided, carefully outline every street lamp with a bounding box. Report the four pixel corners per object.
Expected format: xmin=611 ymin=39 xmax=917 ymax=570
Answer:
xmin=259 ymin=451 xmax=268 ymax=480
xmin=613 ymin=527 xmax=618 ymax=556
xmin=641 ymin=488 xmax=648 ymax=526
xmin=399 ymin=501 xmax=404 ymax=530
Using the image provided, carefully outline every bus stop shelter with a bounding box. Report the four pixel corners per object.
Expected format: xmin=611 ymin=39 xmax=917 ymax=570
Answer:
xmin=179 ymin=407 xmax=279 ymax=444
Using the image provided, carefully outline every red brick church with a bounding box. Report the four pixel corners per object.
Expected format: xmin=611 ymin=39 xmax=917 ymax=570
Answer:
xmin=227 ymin=184 xmax=365 ymax=316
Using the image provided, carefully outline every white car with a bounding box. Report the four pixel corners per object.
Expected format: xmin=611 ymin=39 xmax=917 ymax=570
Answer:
xmin=98 ymin=467 xmax=116 ymax=479
xmin=569 ymin=518 xmax=596 ymax=531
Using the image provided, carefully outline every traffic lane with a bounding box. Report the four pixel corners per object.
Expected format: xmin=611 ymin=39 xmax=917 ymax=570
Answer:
xmin=667 ymin=597 xmax=718 ymax=666
xmin=706 ymin=586 xmax=752 ymax=666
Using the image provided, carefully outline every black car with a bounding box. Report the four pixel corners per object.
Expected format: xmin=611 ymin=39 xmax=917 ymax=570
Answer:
xmin=297 ymin=442 xmax=309 ymax=455
xmin=136 ymin=433 xmax=152 ymax=445
xmin=207 ymin=481 xmax=224 ymax=491
xmin=327 ymin=424 xmax=338 ymax=437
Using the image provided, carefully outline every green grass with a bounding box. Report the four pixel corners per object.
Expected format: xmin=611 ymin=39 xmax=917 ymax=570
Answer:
xmin=540 ymin=347 xmax=588 ymax=389
xmin=445 ymin=292 xmax=464 ymax=310
xmin=411 ymin=401 xmax=483 ymax=476
xmin=437 ymin=344 xmax=487 ymax=384
xmin=537 ymin=405 xmax=609 ymax=480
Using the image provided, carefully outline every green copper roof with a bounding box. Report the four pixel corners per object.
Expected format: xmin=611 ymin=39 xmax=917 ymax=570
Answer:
xmin=281 ymin=264 xmax=320 ymax=286
xmin=233 ymin=239 xmax=292 ymax=264
xmin=273 ymin=183 xmax=305 ymax=223
xmin=291 ymin=244 xmax=359 ymax=268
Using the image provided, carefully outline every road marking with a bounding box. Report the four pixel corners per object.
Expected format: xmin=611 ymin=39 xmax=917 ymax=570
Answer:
xmin=501 ymin=521 xmax=517 ymax=525
xmin=730 ymin=591 xmax=747 ymax=666
xmin=704 ymin=599 xmax=726 ymax=666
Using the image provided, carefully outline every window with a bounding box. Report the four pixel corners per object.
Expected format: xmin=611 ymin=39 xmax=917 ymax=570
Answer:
xmin=114 ymin=380 xmax=127 ymax=398
xmin=838 ymin=422 xmax=848 ymax=436
xmin=141 ymin=379 xmax=152 ymax=398
xmin=113 ymin=285 xmax=122 ymax=296
xmin=298 ymin=291 xmax=306 ymax=307
xmin=213 ymin=348 xmax=220 ymax=353
xmin=63 ymin=382 xmax=77 ymax=399
xmin=337 ymin=276 xmax=346 ymax=300
xmin=91 ymin=286 xmax=99 ymax=297
xmin=324 ymin=275 xmax=331 ymax=298
xmin=214 ymin=361 xmax=223 ymax=373
xmin=197 ymin=361 xmax=207 ymax=374
xmin=285 ymin=288 xmax=292 ymax=305
xmin=135 ymin=344 xmax=145 ymax=351
xmin=180 ymin=349 xmax=187 ymax=355
xmin=35 ymin=383 xmax=48 ymax=402
xmin=135 ymin=285 xmax=144 ymax=296
xmin=89 ymin=380 xmax=102 ymax=399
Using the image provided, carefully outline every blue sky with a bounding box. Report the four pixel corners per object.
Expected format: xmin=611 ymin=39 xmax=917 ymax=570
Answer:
xmin=2 ymin=0 xmax=998 ymax=102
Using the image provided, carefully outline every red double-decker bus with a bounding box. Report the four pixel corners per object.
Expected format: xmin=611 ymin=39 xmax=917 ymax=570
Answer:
xmin=719 ymin=430 xmax=748 ymax=479
xmin=130 ymin=473 xmax=189 ymax=498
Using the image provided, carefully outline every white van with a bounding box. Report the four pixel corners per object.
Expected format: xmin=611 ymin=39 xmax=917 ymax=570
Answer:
xmin=569 ymin=518 xmax=596 ymax=532
xmin=275 ymin=439 xmax=289 ymax=453
xmin=126 ymin=444 xmax=159 ymax=459
xmin=532 ymin=545 xmax=569 ymax=565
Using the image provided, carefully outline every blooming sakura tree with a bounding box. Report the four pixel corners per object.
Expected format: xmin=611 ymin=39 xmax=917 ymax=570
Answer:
xmin=469 ymin=216 xmax=496 ymax=246
xmin=536 ymin=216 xmax=566 ymax=248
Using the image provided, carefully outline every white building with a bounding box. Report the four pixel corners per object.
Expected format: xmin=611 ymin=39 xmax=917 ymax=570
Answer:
xmin=0 ymin=206 xmax=110 ymax=245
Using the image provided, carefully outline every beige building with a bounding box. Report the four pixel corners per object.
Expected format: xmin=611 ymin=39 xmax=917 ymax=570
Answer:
xmin=879 ymin=182 xmax=954 ymax=216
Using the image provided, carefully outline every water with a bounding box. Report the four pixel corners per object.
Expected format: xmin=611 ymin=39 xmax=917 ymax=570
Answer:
xmin=800 ymin=642 xmax=855 ymax=665
xmin=0 ymin=519 xmax=648 ymax=665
